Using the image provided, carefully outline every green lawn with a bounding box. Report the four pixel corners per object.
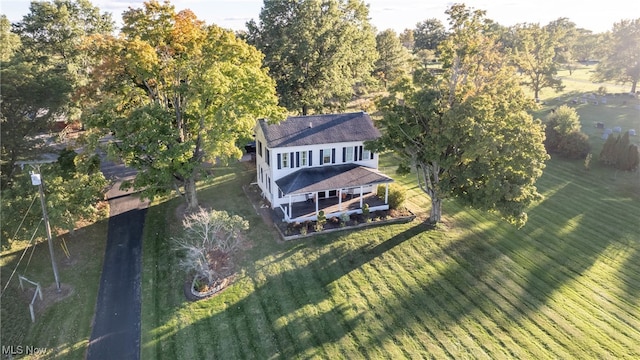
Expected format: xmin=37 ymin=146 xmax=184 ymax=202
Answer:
xmin=141 ymin=150 xmax=640 ymax=358
xmin=0 ymin=219 xmax=108 ymax=359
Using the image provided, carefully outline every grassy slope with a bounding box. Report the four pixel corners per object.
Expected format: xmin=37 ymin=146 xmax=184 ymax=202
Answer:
xmin=0 ymin=220 xmax=108 ymax=359
xmin=141 ymin=150 xmax=640 ymax=359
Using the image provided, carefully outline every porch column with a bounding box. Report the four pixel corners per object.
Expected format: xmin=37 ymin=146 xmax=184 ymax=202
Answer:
xmin=385 ymin=183 xmax=389 ymax=204
xmin=338 ymin=189 xmax=343 ymax=211
xmin=315 ymin=191 xmax=319 ymax=217
xmin=359 ymin=186 xmax=364 ymax=208
xmin=288 ymin=195 xmax=292 ymax=219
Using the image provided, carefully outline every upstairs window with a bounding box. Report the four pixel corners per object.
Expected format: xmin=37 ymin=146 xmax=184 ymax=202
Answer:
xmin=301 ymin=151 xmax=307 ymax=166
xmin=322 ymin=148 xmax=332 ymax=164
xmin=282 ymin=152 xmax=289 ymax=168
xmin=344 ymin=146 xmax=354 ymax=162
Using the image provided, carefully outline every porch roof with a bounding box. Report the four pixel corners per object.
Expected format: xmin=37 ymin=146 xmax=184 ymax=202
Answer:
xmin=275 ymin=164 xmax=393 ymax=196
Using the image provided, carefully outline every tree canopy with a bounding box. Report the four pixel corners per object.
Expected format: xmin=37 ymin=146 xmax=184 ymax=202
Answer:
xmin=1 ymin=1 xmax=112 ymax=188
xmin=511 ymin=23 xmax=564 ymax=100
xmin=594 ymin=18 xmax=640 ymax=93
xmin=82 ymin=0 xmax=284 ymax=210
xmin=413 ymin=18 xmax=447 ymax=52
xmin=246 ymin=0 xmax=378 ymax=115
xmin=369 ymin=4 xmax=548 ymax=227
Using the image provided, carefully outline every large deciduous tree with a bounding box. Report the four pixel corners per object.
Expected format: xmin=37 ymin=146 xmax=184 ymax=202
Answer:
xmin=246 ymin=0 xmax=378 ymax=115
xmin=594 ymin=18 xmax=640 ymax=93
xmin=12 ymin=0 xmax=113 ymax=121
xmin=1 ymin=1 xmax=111 ymax=188
xmin=512 ymin=22 xmax=564 ymax=100
xmin=369 ymin=4 xmax=548 ymax=227
xmin=83 ymin=1 xmax=284 ymax=210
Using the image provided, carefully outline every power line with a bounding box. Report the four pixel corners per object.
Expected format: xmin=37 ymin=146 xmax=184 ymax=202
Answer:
xmin=8 ymin=194 xmax=38 ymax=243
xmin=1 ymin=219 xmax=43 ymax=297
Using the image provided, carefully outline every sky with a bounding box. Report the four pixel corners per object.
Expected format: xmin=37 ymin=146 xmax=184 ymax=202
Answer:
xmin=1 ymin=0 xmax=638 ymax=34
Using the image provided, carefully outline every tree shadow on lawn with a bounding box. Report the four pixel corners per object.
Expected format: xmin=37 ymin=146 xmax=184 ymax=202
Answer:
xmin=148 ymin=161 xmax=639 ymax=358
xmin=150 ymin=221 xmax=432 ymax=359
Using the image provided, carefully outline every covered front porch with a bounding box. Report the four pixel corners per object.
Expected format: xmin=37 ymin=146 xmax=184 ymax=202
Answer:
xmin=274 ymin=164 xmax=393 ymax=223
xmin=278 ymin=190 xmax=388 ymax=223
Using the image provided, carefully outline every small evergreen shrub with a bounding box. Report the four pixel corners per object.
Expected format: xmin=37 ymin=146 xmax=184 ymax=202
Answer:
xmin=377 ymin=183 xmax=406 ymax=209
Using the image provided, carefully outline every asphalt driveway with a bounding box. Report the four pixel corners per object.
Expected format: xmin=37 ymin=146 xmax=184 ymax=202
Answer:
xmin=87 ymin=171 xmax=148 ymax=359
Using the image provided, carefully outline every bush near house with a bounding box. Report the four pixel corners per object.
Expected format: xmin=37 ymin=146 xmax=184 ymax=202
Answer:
xmin=377 ymin=183 xmax=406 ymax=209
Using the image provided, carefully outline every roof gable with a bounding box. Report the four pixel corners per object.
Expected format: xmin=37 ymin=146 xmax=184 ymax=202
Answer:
xmin=259 ymin=112 xmax=380 ymax=148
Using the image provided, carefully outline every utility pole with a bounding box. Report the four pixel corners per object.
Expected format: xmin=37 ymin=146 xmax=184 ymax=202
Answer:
xmin=19 ymin=160 xmax=61 ymax=292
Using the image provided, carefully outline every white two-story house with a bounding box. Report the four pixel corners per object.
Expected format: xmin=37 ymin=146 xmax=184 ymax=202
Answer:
xmin=254 ymin=111 xmax=393 ymax=222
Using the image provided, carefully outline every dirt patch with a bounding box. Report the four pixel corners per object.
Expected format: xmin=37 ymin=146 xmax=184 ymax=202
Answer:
xmin=19 ymin=283 xmax=74 ymax=317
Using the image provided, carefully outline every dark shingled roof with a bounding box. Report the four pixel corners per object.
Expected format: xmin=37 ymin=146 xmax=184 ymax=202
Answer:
xmin=259 ymin=111 xmax=381 ymax=148
xmin=275 ymin=164 xmax=393 ymax=195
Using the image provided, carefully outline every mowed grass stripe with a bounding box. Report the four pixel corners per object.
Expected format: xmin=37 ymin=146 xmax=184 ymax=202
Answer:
xmin=286 ymin=251 xmax=348 ymax=358
xmin=444 ymin=212 xmax=603 ymax=357
xmin=385 ymin=237 xmax=502 ymax=358
xmin=238 ymin=277 xmax=281 ymax=359
xmin=459 ymin=211 xmax=635 ymax=357
xmin=386 ymin=236 xmax=464 ymax=358
xmin=364 ymin=255 xmax=445 ymax=357
xmin=507 ymin=210 xmax=640 ymax=337
xmin=459 ymin=210 xmax=626 ymax=357
xmin=260 ymin=270 xmax=310 ymax=356
xmin=249 ymin=272 xmax=288 ymax=357
xmin=298 ymin=247 xmax=368 ymax=358
xmin=278 ymin=259 xmax=330 ymax=357
xmin=380 ymin=246 xmax=520 ymax=359
xmin=362 ymin=252 xmax=428 ymax=356
xmin=342 ymin=265 xmax=410 ymax=358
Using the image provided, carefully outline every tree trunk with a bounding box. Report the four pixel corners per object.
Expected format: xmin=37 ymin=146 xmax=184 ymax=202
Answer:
xmin=429 ymin=197 xmax=442 ymax=224
xmin=302 ymin=104 xmax=308 ymax=116
xmin=184 ymin=176 xmax=199 ymax=211
xmin=631 ymin=80 xmax=637 ymax=95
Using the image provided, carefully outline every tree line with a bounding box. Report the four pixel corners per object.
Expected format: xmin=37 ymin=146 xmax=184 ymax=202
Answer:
xmin=1 ymin=0 xmax=639 ymax=248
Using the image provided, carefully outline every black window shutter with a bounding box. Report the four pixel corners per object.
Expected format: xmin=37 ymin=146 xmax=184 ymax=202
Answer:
xmin=342 ymin=147 xmax=346 ymax=162
xmin=359 ymin=146 xmax=363 ymax=161
xmin=277 ymin=153 xmax=281 ymax=169
xmin=309 ymin=150 xmax=313 ymax=166
xmin=331 ymin=148 xmax=336 ymax=163
xmin=370 ymin=150 xmax=374 ymax=160
xmin=319 ymin=149 xmax=324 ymax=165
xmin=296 ymin=152 xmax=300 ymax=167
xmin=290 ymin=152 xmax=294 ymax=168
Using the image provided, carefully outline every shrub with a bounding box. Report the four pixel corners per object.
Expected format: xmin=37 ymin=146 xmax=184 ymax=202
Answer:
xmin=600 ymin=131 xmax=639 ymax=171
xmin=362 ymin=203 xmax=370 ymax=218
xmin=543 ymin=106 xmax=591 ymax=159
xmin=557 ymin=131 xmax=591 ymax=159
xmin=377 ymin=183 xmax=406 ymax=209
xmin=315 ymin=210 xmax=326 ymax=232
xmin=173 ymin=208 xmax=248 ymax=284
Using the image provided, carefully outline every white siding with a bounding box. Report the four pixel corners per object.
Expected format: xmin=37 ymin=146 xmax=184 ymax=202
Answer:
xmin=255 ymin=124 xmax=380 ymax=209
